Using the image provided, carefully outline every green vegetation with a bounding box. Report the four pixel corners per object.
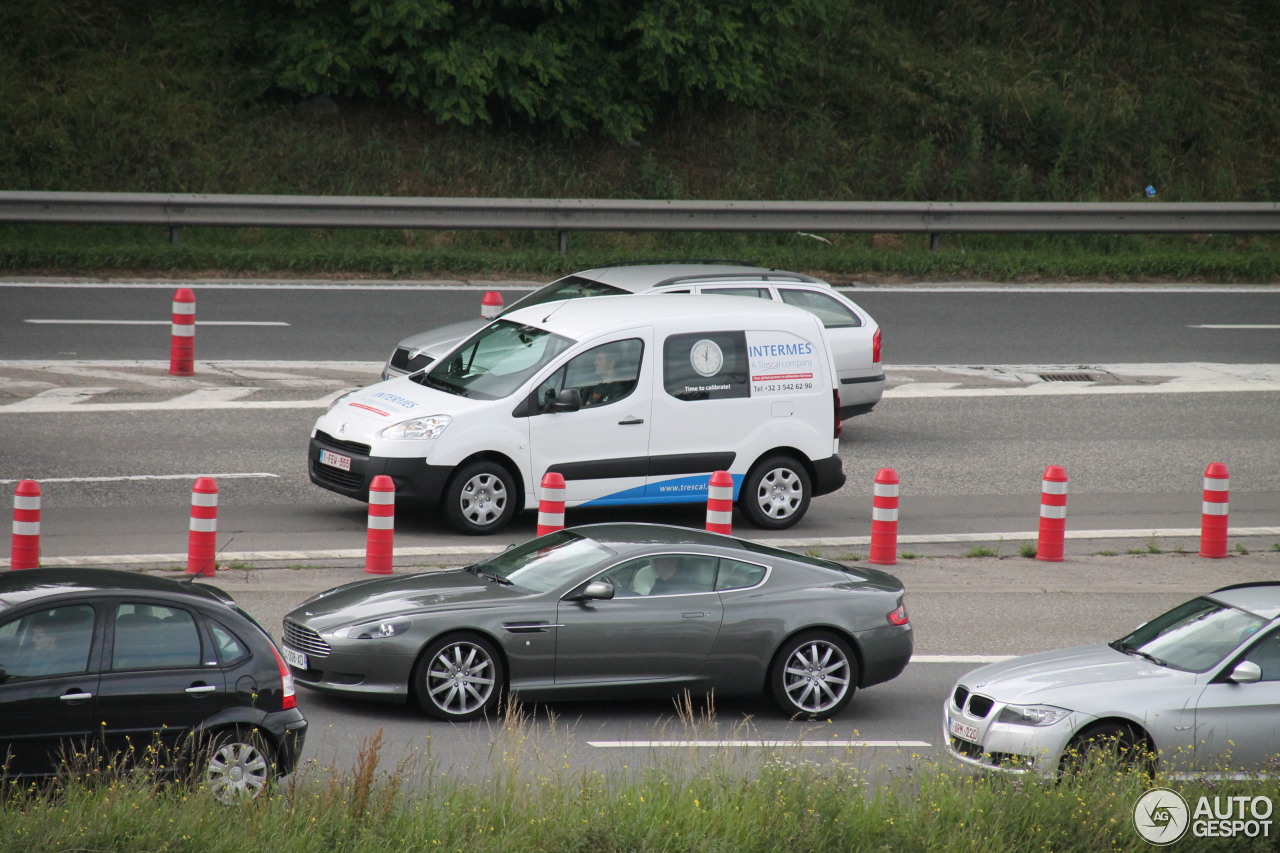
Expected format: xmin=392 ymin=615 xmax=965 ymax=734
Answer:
xmin=964 ymin=545 xmax=999 ymax=558
xmin=2 ymin=1 xmax=1278 ymax=278
xmin=1018 ymin=543 xmax=1037 ymax=558
xmin=5 ymin=711 xmax=1274 ymax=853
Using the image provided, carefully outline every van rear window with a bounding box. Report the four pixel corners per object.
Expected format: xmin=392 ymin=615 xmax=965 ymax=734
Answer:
xmin=662 ymin=332 xmax=750 ymax=401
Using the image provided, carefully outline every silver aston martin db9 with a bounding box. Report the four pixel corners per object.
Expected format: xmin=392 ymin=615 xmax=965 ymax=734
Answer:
xmin=282 ymin=523 xmax=912 ymax=720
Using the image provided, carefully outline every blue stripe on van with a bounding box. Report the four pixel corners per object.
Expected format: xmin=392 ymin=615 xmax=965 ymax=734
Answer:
xmin=579 ymin=474 xmax=744 ymax=507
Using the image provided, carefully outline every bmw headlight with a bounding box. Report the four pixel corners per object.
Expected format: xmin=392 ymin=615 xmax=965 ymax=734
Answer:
xmin=331 ymin=619 xmax=411 ymax=640
xmin=381 ymin=415 xmax=452 ymax=440
xmin=996 ymin=704 xmax=1072 ymax=727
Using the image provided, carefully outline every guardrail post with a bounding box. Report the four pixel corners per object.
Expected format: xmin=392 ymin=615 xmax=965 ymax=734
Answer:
xmin=557 ymin=230 xmax=568 ymax=255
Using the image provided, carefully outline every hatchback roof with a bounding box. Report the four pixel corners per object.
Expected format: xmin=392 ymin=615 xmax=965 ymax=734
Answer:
xmin=0 ymin=568 xmax=225 ymax=611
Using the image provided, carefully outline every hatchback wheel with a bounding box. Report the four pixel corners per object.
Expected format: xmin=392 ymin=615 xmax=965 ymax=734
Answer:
xmin=441 ymin=460 xmax=517 ymax=534
xmin=741 ymin=456 xmax=811 ymax=529
xmin=414 ymin=634 xmax=505 ymax=721
xmin=769 ymin=632 xmax=857 ymax=718
xmin=203 ymin=728 xmax=274 ymax=804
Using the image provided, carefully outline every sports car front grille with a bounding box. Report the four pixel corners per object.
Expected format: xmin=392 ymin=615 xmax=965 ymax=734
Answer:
xmin=283 ymin=620 xmax=331 ymax=657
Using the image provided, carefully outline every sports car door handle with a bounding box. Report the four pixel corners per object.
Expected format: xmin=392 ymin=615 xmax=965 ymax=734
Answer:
xmin=618 ymin=417 xmax=645 ymax=425
xmin=60 ymin=691 xmax=94 ymax=702
xmin=682 ymin=611 xmax=712 ymax=618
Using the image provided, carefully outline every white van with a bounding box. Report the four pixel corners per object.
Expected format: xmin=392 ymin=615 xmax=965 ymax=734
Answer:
xmin=311 ymin=295 xmax=845 ymax=534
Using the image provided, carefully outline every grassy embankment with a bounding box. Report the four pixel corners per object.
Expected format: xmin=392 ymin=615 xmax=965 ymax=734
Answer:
xmin=2 ymin=2 xmax=1278 ymax=281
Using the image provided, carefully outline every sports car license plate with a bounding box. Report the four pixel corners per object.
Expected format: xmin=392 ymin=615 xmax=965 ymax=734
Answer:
xmin=319 ymin=449 xmax=352 ymax=471
xmin=949 ymin=717 xmax=979 ymax=744
xmin=282 ymin=645 xmax=309 ymax=671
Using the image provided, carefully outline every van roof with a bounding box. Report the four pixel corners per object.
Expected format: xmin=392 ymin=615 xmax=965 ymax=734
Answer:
xmin=500 ymin=293 xmax=822 ymax=339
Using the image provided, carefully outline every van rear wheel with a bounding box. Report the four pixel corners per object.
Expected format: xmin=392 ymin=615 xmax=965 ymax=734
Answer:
xmin=441 ymin=460 xmax=518 ymax=535
xmin=740 ymin=455 xmax=811 ymax=529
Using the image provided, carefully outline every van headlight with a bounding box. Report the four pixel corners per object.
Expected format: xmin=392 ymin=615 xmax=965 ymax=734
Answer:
xmin=381 ymin=415 xmax=452 ymax=440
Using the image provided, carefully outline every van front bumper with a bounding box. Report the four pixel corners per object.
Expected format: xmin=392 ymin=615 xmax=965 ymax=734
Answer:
xmin=308 ymin=433 xmax=452 ymax=503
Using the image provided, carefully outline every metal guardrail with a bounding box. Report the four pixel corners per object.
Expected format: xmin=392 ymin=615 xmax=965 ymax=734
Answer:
xmin=3 ymin=191 xmax=1278 ymax=252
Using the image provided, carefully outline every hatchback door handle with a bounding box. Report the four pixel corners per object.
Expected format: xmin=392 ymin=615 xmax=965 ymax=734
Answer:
xmin=60 ymin=691 xmax=94 ymax=702
xmin=618 ymin=417 xmax=645 ymax=425
xmin=185 ymin=684 xmax=217 ymax=695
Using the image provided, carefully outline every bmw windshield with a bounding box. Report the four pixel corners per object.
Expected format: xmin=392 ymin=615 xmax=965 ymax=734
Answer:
xmin=414 ymin=320 xmax=574 ymax=400
xmin=1111 ymin=596 xmax=1267 ymax=672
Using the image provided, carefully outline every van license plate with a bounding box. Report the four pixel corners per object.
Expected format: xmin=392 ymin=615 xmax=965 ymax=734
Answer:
xmin=949 ymin=717 xmax=979 ymax=744
xmin=319 ymin=449 xmax=352 ymax=471
xmin=282 ymin=645 xmax=308 ymax=670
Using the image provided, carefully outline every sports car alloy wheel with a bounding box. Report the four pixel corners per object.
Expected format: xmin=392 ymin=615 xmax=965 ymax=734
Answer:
xmin=771 ymin=632 xmax=856 ymax=717
xmin=416 ymin=636 xmax=504 ymax=721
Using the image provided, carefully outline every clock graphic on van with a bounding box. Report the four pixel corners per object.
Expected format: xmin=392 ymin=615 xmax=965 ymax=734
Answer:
xmin=690 ymin=339 xmax=724 ymax=377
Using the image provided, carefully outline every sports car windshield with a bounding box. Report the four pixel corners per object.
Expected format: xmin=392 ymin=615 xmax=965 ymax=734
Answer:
xmin=415 ymin=320 xmax=574 ymax=400
xmin=472 ymin=531 xmax=615 ymax=593
xmin=1112 ymin=596 xmax=1267 ymax=672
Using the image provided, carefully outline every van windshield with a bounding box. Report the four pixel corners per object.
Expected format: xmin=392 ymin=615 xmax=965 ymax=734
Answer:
xmin=414 ymin=320 xmax=575 ymax=400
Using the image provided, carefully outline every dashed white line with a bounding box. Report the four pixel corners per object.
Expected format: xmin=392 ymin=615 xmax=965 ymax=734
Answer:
xmin=24 ymin=319 xmax=289 ymax=326
xmin=0 ymin=473 xmax=278 ymax=484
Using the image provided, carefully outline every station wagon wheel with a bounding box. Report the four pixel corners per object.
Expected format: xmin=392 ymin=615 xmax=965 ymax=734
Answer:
xmin=441 ymin=460 xmax=517 ymax=535
xmin=740 ymin=455 xmax=812 ymax=529
xmin=202 ymin=728 xmax=275 ymax=804
xmin=413 ymin=634 xmax=506 ymax=721
xmin=769 ymin=631 xmax=857 ymax=718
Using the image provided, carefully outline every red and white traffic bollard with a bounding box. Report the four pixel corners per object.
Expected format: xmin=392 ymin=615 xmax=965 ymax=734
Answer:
xmin=705 ymin=470 xmax=734 ymax=535
xmin=869 ymin=468 xmax=899 ymax=565
xmin=186 ymin=476 xmax=218 ymax=576
xmin=1036 ymin=465 xmax=1068 ymax=562
xmin=170 ymin=287 xmax=196 ymax=376
xmin=536 ymin=472 xmax=566 ymax=536
xmin=481 ymin=291 xmax=503 ymax=319
xmin=1199 ymin=462 xmax=1230 ymax=559
xmin=366 ymin=474 xmax=395 ymax=574
xmin=10 ymin=479 xmax=41 ymax=571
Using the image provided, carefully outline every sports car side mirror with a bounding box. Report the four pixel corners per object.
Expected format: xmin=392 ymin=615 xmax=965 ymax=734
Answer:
xmin=1228 ymin=660 xmax=1262 ymax=684
xmin=573 ymin=580 xmax=615 ymax=601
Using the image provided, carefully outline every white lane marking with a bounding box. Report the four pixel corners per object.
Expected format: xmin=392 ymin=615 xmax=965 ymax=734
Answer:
xmin=770 ymin=527 xmax=1280 ymax=548
xmin=0 ymin=389 xmax=349 ymax=413
xmin=1190 ymin=324 xmax=1280 ymax=329
xmin=165 ymin=387 xmax=258 ymax=405
xmin=7 ymin=387 xmax=116 ymax=409
xmin=0 ymin=473 xmax=278 ymax=484
xmin=587 ymin=740 xmax=932 ymax=749
xmin=24 ymin=320 xmax=288 ymax=326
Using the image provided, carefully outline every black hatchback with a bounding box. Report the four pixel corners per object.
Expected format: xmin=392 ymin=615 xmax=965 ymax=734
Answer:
xmin=0 ymin=568 xmax=307 ymax=802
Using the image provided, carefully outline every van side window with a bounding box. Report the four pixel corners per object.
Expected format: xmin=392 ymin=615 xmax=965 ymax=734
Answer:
xmin=663 ymin=332 xmax=750 ymax=401
xmin=537 ymin=339 xmax=643 ymax=410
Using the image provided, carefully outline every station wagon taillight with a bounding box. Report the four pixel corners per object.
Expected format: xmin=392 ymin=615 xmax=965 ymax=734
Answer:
xmin=872 ymin=328 xmax=882 ymax=364
xmin=271 ymin=645 xmax=298 ymax=710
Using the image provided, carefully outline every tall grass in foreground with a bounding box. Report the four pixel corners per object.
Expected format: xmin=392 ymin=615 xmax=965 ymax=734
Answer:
xmin=3 ymin=700 xmax=1273 ymax=853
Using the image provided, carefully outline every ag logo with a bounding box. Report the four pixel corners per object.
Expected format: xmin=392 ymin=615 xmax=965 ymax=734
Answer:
xmin=1134 ymin=788 xmax=1190 ymax=845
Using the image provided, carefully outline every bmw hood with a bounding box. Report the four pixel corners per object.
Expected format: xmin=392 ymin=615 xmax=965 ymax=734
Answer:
xmin=288 ymin=569 xmax=521 ymax=629
xmin=960 ymin=644 xmax=1193 ymax=704
xmin=396 ymin=319 xmax=487 ymax=360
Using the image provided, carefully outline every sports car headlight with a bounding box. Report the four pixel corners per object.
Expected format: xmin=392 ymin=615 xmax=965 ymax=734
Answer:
xmin=381 ymin=415 xmax=452 ymax=440
xmin=996 ymin=704 xmax=1072 ymax=727
xmin=331 ymin=619 xmax=411 ymax=640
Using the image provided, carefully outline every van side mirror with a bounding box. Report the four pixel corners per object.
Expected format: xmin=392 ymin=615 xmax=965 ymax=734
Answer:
xmin=1228 ymin=660 xmax=1263 ymax=684
xmin=546 ymin=388 xmax=582 ymax=413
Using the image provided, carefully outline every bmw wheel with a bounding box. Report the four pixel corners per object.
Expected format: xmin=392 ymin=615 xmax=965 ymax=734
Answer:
xmin=441 ymin=460 xmax=517 ymax=535
xmin=769 ymin=632 xmax=857 ymax=718
xmin=414 ymin=634 xmax=505 ymax=721
xmin=203 ymin=728 xmax=274 ymax=804
xmin=741 ymin=455 xmax=812 ymax=529
xmin=1060 ymin=722 xmax=1155 ymax=777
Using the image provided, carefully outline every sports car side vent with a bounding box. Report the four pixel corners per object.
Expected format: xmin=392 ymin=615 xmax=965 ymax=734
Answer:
xmin=1038 ymin=372 xmax=1098 ymax=382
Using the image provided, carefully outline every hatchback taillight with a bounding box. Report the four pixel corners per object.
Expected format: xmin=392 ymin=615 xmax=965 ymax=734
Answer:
xmin=887 ymin=602 xmax=910 ymax=626
xmin=872 ymin=328 xmax=882 ymax=364
xmin=271 ymin=645 xmax=298 ymax=710
xmin=833 ymin=389 xmax=842 ymax=439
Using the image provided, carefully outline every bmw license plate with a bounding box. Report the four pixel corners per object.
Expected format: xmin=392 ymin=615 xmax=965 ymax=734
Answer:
xmin=282 ymin=645 xmax=309 ymax=671
xmin=949 ymin=716 xmax=979 ymax=744
xmin=319 ymin=449 xmax=352 ymax=471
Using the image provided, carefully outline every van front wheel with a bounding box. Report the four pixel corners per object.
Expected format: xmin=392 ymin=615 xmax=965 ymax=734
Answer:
xmin=740 ymin=456 xmax=811 ymax=529
xmin=442 ymin=460 xmax=518 ymax=535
